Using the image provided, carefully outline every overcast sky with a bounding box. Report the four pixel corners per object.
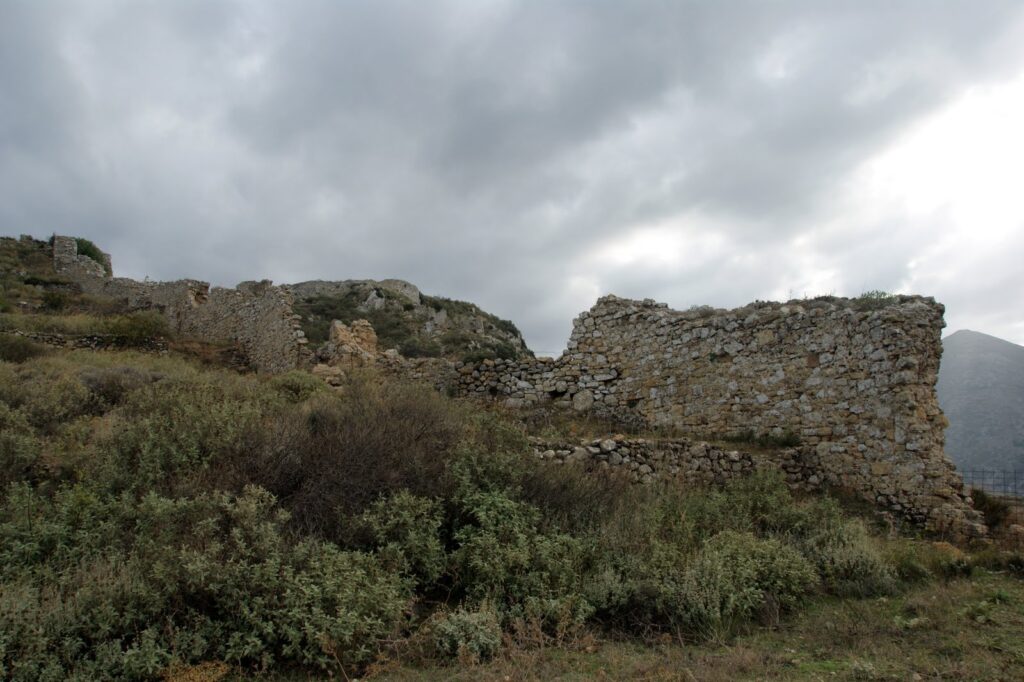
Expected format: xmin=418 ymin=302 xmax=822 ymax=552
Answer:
xmin=3 ymin=1 xmax=1024 ymax=354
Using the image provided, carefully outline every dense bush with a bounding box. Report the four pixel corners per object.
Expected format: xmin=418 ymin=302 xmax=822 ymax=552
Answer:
xmin=677 ymin=531 xmax=818 ymax=639
xmin=103 ymin=311 xmax=169 ymax=344
xmin=793 ymin=507 xmax=897 ymax=597
xmin=0 ymin=351 xmax=933 ymax=677
xmin=74 ymin=237 xmax=112 ymax=275
xmin=0 ymin=334 xmax=46 ymax=363
xmin=78 ymin=366 xmax=161 ymax=408
xmin=0 ymin=404 xmax=40 ymax=487
xmin=40 ymin=290 xmax=68 ymax=311
xmin=450 ymin=489 xmax=592 ymax=628
xmin=362 ymin=491 xmax=446 ymax=586
xmin=432 ymin=604 xmax=502 ymax=663
xmin=970 ymin=487 xmax=1012 ymax=529
xmin=0 ymin=485 xmax=409 ymax=679
xmin=219 ymin=377 xmax=492 ymax=539
xmin=399 ymin=336 xmax=443 ymax=358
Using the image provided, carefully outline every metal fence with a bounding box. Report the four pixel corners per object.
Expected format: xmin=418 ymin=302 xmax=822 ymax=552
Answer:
xmin=960 ymin=470 xmax=1024 ymax=510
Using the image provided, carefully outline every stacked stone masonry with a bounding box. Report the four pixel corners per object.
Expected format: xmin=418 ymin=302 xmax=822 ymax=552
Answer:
xmin=45 ymin=236 xmax=982 ymax=537
xmin=51 ymin=236 xmax=310 ymax=373
xmin=456 ymin=295 xmax=984 ymax=538
xmin=529 ymin=435 xmax=821 ymax=490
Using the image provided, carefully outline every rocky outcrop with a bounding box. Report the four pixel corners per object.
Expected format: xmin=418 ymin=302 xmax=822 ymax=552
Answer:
xmin=288 ymin=279 xmax=530 ymax=362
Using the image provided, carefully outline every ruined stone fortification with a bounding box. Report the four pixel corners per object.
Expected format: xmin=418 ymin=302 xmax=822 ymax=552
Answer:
xmin=51 ymin=236 xmax=310 ymax=373
xmin=455 ymin=295 xmax=983 ymax=537
xmin=43 ymin=235 xmax=981 ymax=536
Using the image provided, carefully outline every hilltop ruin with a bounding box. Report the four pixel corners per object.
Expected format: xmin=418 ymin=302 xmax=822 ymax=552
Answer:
xmin=45 ymin=234 xmax=984 ymax=536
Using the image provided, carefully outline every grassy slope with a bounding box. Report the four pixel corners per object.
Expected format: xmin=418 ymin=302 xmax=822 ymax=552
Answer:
xmin=375 ymin=570 xmax=1024 ymax=681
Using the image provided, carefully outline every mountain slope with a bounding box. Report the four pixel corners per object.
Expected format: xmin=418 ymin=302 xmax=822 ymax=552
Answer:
xmin=937 ymin=329 xmax=1024 ymax=473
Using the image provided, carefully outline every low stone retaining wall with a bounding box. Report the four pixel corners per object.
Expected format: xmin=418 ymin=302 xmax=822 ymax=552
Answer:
xmin=3 ymin=329 xmax=168 ymax=353
xmin=529 ymin=435 xmax=820 ymax=489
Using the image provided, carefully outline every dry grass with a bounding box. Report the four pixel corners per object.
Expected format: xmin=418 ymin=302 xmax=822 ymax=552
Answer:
xmin=0 ymin=311 xmax=111 ymax=335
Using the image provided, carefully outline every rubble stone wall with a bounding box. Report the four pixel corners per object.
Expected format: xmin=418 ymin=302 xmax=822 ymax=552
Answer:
xmin=456 ymin=295 xmax=983 ymax=537
xmin=529 ymin=435 xmax=820 ymax=490
xmin=51 ymin=236 xmax=309 ymax=373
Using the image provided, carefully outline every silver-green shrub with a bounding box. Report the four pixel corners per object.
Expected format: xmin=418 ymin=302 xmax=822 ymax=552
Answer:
xmin=679 ymin=531 xmax=818 ymax=639
xmin=432 ymin=604 xmax=502 ymax=663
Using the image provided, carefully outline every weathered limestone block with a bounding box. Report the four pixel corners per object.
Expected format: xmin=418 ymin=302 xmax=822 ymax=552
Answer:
xmin=324 ymin=319 xmax=379 ymax=366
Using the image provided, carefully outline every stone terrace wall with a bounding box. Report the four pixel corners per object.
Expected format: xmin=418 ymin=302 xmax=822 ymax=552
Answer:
xmin=456 ymin=295 xmax=983 ymax=537
xmin=51 ymin=236 xmax=309 ymax=373
xmin=529 ymin=435 xmax=820 ymax=490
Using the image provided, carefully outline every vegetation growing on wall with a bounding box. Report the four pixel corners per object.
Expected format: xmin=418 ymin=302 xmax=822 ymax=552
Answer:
xmin=851 ymin=289 xmax=897 ymax=311
xmin=73 ymin=237 xmax=112 ymax=275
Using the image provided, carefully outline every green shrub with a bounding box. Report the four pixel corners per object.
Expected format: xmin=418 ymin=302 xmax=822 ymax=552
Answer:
xmin=400 ymin=336 xmax=442 ymax=358
xmin=678 ymin=531 xmax=818 ymax=639
xmin=432 ymin=604 xmax=502 ymax=663
xmin=0 ymin=334 xmax=46 ymax=364
xmin=95 ymin=374 xmax=269 ymax=493
xmin=450 ymin=489 xmax=592 ymax=627
xmin=851 ymin=290 xmax=896 ymax=311
xmin=267 ymin=369 xmax=325 ymax=403
xmin=970 ymin=487 xmax=1011 ymax=529
xmin=462 ymin=341 xmax=518 ymax=364
xmin=103 ymin=311 xmax=169 ymax=344
xmin=0 ymin=405 xmax=40 ymax=488
xmin=73 ymin=238 xmax=111 ymax=275
xmin=40 ymin=291 xmax=68 ymax=311
xmin=796 ymin=513 xmax=897 ymax=597
xmin=78 ymin=366 xmax=161 ymax=409
xmin=362 ymin=491 xmax=446 ymax=586
xmin=0 ymin=486 xmax=410 ymax=678
xmin=0 ymin=363 xmax=93 ymax=434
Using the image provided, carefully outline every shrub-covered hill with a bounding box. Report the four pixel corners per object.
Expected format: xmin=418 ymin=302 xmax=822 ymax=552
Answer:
xmin=2 ymin=341 xmax=1023 ymax=681
xmin=287 ymin=279 xmax=531 ymax=362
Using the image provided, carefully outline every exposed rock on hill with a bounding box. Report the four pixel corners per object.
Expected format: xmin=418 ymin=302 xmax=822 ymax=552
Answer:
xmin=287 ymin=279 xmax=530 ymax=362
xmin=938 ymin=329 xmax=1024 ymax=476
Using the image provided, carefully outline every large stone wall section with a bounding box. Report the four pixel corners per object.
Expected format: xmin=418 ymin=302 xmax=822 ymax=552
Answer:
xmin=51 ymin=236 xmax=309 ymax=373
xmin=455 ymin=295 xmax=982 ymax=536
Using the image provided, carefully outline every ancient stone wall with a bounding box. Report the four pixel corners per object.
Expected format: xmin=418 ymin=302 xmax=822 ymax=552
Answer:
xmin=529 ymin=435 xmax=819 ymax=490
xmin=51 ymin=235 xmax=110 ymax=279
xmin=51 ymin=236 xmax=309 ymax=373
xmin=456 ymin=295 xmax=983 ymax=537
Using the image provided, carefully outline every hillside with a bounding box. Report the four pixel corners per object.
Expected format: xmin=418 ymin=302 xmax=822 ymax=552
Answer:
xmin=938 ymin=330 xmax=1024 ymax=475
xmin=3 ymin=235 xmax=1024 ymax=681
xmin=287 ymin=279 xmax=531 ymax=362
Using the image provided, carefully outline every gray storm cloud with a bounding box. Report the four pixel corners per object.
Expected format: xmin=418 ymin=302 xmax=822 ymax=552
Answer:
xmin=2 ymin=0 xmax=1024 ymax=352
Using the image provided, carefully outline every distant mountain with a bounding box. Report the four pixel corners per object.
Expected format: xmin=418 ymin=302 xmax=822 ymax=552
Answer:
xmin=937 ymin=330 xmax=1024 ymax=477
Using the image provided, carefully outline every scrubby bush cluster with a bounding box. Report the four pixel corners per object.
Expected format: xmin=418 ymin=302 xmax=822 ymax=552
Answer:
xmin=0 ymin=350 xmax=975 ymax=679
